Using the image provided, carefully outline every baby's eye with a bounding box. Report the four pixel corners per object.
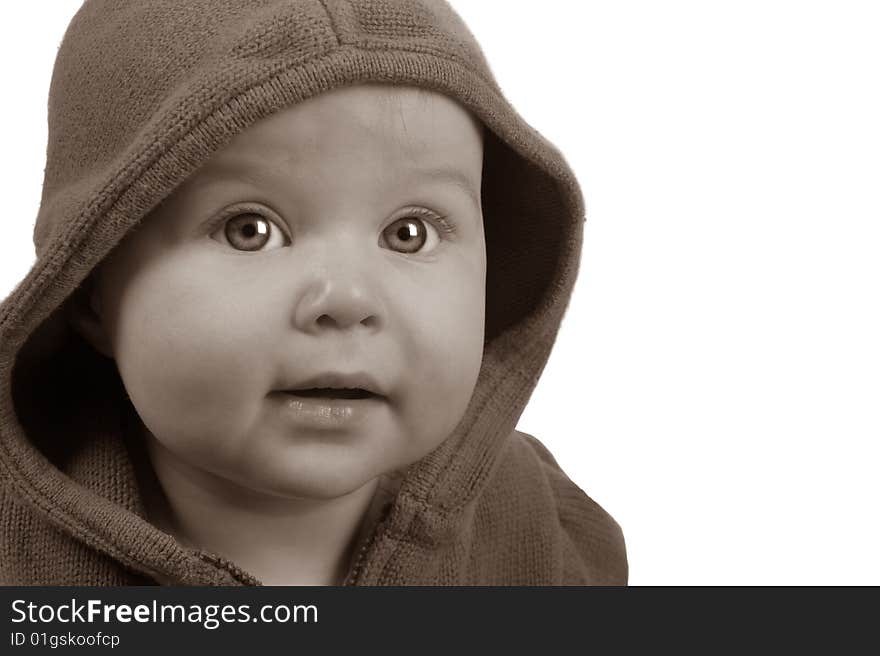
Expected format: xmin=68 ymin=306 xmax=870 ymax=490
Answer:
xmin=210 ymin=212 xmax=290 ymax=252
xmin=381 ymin=210 xmax=451 ymax=255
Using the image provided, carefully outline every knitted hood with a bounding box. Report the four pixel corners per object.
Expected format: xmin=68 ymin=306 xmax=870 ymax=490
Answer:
xmin=0 ymin=0 xmax=625 ymax=585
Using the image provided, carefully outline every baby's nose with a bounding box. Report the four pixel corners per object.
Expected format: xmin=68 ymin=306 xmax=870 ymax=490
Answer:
xmin=311 ymin=294 xmax=380 ymax=331
xmin=293 ymin=261 xmax=383 ymax=334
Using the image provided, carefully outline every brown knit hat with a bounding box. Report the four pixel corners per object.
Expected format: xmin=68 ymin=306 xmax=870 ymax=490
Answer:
xmin=0 ymin=0 xmax=585 ymax=571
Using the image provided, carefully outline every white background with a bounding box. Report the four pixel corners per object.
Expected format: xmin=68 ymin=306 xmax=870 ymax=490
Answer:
xmin=1 ymin=1 xmax=878 ymax=585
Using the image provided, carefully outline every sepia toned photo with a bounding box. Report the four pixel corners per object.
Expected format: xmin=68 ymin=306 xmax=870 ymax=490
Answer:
xmin=2 ymin=1 xmax=878 ymax=597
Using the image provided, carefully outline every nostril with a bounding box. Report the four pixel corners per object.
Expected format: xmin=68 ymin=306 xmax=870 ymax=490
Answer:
xmin=314 ymin=314 xmax=379 ymax=330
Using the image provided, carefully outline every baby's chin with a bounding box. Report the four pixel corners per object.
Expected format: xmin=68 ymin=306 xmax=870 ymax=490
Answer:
xmin=253 ymin=471 xmax=380 ymax=502
xmin=223 ymin=423 xmax=433 ymax=501
xmin=227 ymin=453 xmax=395 ymax=502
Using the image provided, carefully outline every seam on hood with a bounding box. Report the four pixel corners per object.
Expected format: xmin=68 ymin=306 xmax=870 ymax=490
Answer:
xmin=316 ymin=0 xmax=343 ymax=46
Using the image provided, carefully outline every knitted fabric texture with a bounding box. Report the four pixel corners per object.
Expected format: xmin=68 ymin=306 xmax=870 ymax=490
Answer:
xmin=0 ymin=0 xmax=627 ymax=585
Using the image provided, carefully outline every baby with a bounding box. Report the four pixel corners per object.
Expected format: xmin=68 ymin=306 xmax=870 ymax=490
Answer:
xmin=0 ymin=0 xmax=626 ymax=586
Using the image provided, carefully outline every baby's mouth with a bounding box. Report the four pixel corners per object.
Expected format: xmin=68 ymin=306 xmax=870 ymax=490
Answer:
xmin=283 ymin=387 xmax=377 ymax=400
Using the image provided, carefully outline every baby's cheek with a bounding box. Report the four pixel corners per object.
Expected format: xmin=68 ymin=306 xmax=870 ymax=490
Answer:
xmin=401 ymin=296 xmax=484 ymax=455
xmin=115 ymin=297 xmax=268 ymax=452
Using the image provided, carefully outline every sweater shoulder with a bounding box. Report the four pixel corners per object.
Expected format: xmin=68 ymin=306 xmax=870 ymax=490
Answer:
xmin=501 ymin=430 xmax=629 ymax=584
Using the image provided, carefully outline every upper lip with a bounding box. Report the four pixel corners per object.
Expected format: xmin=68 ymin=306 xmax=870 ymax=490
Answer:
xmin=280 ymin=371 xmax=386 ymax=397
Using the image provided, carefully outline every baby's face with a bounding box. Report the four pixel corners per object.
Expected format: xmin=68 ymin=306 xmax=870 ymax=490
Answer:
xmin=91 ymin=84 xmax=486 ymax=500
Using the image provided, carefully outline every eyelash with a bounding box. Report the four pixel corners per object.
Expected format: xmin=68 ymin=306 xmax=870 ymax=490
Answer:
xmin=206 ymin=204 xmax=458 ymax=248
xmin=397 ymin=207 xmax=457 ymax=239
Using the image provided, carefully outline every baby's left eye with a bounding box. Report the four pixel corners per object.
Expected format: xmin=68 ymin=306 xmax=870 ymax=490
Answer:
xmin=210 ymin=212 xmax=290 ymax=252
xmin=381 ymin=217 xmax=435 ymax=254
xmin=381 ymin=210 xmax=454 ymax=255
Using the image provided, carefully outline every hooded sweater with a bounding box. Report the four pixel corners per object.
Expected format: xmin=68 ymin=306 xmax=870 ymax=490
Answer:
xmin=0 ymin=0 xmax=627 ymax=586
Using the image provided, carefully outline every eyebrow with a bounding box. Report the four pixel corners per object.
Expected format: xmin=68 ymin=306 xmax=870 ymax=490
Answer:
xmin=406 ymin=165 xmax=482 ymax=212
xmin=192 ymin=160 xmax=481 ymax=211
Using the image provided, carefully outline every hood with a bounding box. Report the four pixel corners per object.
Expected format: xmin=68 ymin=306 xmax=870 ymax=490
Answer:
xmin=0 ymin=0 xmax=586 ymax=585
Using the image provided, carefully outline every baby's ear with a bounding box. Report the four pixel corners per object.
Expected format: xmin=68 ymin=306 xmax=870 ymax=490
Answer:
xmin=66 ymin=273 xmax=113 ymax=359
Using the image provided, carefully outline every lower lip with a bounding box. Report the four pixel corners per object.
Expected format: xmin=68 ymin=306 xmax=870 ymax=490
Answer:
xmin=273 ymin=392 xmax=384 ymax=429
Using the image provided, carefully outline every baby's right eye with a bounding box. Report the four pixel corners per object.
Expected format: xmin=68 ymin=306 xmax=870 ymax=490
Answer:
xmin=209 ymin=211 xmax=291 ymax=252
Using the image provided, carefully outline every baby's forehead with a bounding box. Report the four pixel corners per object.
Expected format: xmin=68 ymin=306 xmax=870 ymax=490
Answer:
xmin=203 ymin=85 xmax=481 ymax=169
xmin=176 ymin=85 xmax=484 ymax=204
